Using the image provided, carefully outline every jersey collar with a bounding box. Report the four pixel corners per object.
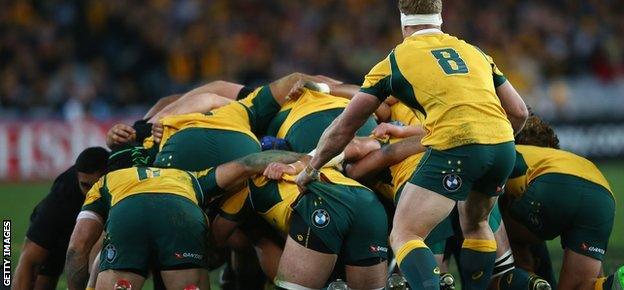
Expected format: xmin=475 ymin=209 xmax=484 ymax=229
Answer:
xmin=410 ymin=28 xmax=443 ymax=36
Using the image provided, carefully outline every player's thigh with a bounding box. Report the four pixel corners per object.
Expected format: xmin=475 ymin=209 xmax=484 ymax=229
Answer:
xmin=457 ymin=192 xmax=498 ymax=232
xmin=276 ymin=236 xmax=337 ymax=289
xmin=345 ymin=262 xmax=387 ymax=290
xmin=557 ymin=249 xmax=602 ymax=290
xmin=160 ymin=268 xmax=204 ymax=290
xmin=152 ymin=196 xmax=209 ymax=271
xmin=96 ymin=270 xmax=145 ymax=290
xmin=391 ymin=182 xmax=455 ymax=246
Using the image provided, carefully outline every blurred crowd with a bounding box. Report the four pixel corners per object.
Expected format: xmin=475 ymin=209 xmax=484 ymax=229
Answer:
xmin=1 ymin=0 xmax=623 ymax=120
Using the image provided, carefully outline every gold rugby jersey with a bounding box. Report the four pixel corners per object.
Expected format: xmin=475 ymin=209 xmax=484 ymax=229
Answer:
xmin=362 ymin=32 xmax=514 ymax=150
xmin=506 ymin=145 xmax=612 ymax=198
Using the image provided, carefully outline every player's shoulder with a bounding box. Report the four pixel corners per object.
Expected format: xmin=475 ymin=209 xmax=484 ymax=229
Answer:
xmin=47 ymin=165 xmax=81 ymax=199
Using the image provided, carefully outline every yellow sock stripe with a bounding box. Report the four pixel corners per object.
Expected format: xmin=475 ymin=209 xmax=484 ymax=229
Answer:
xmin=594 ymin=277 xmax=607 ymax=290
xmin=86 ymin=288 xmax=96 ymax=290
xmin=396 ymin=239 xmax=428 ymax=265
xmin=462 ymin=239 xmax=497 ymax=252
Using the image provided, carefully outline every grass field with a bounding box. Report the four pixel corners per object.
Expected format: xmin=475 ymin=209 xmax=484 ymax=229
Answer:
xmin=2 ymin=161 xmax=624 ymax=289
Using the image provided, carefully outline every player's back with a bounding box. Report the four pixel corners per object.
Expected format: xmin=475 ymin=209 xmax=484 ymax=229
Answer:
xmin=392 ymin=33 xmax=514 ymax=149
xmin=92 ymin=167 xmax=203 ymax=207
xmin=513 ymin=145 xmax=612 ymax=193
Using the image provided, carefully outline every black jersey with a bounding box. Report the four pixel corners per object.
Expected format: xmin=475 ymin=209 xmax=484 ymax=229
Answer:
xmin=26 ymin=166 xmax=85 ymax=275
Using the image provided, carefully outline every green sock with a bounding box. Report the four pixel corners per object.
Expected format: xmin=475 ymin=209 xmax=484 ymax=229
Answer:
xmin=459 ymin=239 xmax=497 ymax=290
xmin=397 ymin=240 xmax=440 ymax=290
xmin=497 ymin=268 xmax=531 ymax=290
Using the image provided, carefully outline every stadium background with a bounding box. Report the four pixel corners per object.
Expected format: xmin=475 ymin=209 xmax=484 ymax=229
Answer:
xmin=1 ymin=0 xmax=623 ymax=288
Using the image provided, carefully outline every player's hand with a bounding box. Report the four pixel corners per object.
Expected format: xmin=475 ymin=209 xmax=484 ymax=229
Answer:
xmin=263 ymin=162 xmax=298 ymax=180
xmin=287 ymin=79 xmax=309 ymax=100
xmin=372 ymin=122 xmax=399 ymax=139
xmin=151 ymin=122 xmax=164 ymax=144
xmin=106 ymin=124 xmax=136 ymax=148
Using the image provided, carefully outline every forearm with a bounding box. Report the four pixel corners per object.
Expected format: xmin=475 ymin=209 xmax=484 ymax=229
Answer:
xmin=151 ymin=93 xmax=231 ymax=121
xmin=143 ymin=94 xmax=182 ymax=120
xmin=327 ymin=84 xmax=360 ymax=99
xmin=310 ymin=117 xmax=358 ymax=169
xmin=12 ymin=261 xmax=38 ymax=290
xmin=393 ymin=125 xmax=425 ymax=138
xmin=239 ymin=150 xmax=305 ymax=173
xmin=510 ymin=115 xmax=527 ymax=135
xmin=65 ymin=249 xmax=90 ymax=290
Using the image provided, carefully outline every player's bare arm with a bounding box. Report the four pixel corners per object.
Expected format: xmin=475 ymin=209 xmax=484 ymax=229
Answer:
xmin=65 ymin=218 xmax=103 ymax=290
xmin=496 ymin=80 xmax=529 ymax=134
xmin=143 ymin=94 xmax=183 ymax=120
xmin=209 ymin=150 xmax=306 ymax=192
xmin=372 ymin=123 xmax=425 ymax=139
xmin=12 ymin=238 xmax=50 ymax=290
xmin=148 ymin=92 xmax=233 ymax=123
xmin=345 ymin=135 xmax=425 ymax=181
xmin=296 ymin=92 xmax=380 ymax=190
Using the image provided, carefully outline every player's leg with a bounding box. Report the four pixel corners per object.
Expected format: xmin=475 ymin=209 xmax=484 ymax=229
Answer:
xmin=160 ymin=268 xmax=205 ymax=289
xmin=274 ymin=236 xmax=337 ymax=289
xmin=95 ymin=270 xmax=145 ymax=289
xmin=345 ymin=263 xmax=387 ymax=290
xmin=557 ymin=178 xmax=616 ymax=290
xmin=390 ymin=182 xmax=455 ymax=289
xmin=97 ymin=197 xmax=151 ymax=290
xmin=490 ymin=221 xmax=551 ymax=290
xmin=458 ymin=142 xmax=516 ymax=290
xmin=152 ymin=195 xmax=209 ymax=289
xmin=342 ymin=186 xmax=388 ymax=289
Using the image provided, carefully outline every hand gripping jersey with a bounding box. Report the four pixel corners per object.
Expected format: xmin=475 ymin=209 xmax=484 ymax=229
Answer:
xmin=361 ymin=32 xmax=514 ymax=150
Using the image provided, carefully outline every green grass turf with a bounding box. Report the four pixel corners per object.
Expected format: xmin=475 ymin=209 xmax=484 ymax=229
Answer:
xmin=2 ymin=161 xmax=623 ymax=289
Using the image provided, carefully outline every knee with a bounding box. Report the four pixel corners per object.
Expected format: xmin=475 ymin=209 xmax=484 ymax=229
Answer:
xmin=389 ymin=228 xmax=424 ymax=252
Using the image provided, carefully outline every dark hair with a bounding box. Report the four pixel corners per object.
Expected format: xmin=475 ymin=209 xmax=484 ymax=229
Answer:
xmin=75 ymin=147 xmax=110 ymax=173
xmin=515 ymin=115 xmax=560 ymax=149
xmin=107 ymin=143 xmax=152 ymax=173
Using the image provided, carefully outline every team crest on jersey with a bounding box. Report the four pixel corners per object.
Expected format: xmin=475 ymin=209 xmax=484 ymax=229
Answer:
xmin=442 ymin=174 xmax=462 ymax=192
xmin=311 ymin=209 xmax=330 ymax=228
xmin=104 ymin=244 xmax=117 ymax=263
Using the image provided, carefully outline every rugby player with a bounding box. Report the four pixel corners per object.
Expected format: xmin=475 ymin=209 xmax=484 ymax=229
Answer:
xmin=12 ymin=147 xmax=109 ymax=290
xmin=501 ymin=116 xmax=624 ymax=290
xmin=64 ymin=145 xmax=303 ymax=290
xmin=296 ymin=1 xmax=529 ymax=289
xmin=181 ymin=149 xmax=388 ymax=290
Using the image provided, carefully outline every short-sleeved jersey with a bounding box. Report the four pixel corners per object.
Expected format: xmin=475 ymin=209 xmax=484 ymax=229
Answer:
xmin=154 ymin=86 xmax=279 ymax=149
xmin=82 ymin=167 xmax=219 ymax=220
xmin=506 ymin=145 xmax=613 ymax=199
xmin=249 ymin=168 xmax=365 ymax=233
xmin=361 ymin=32 xmax=514 ymax=150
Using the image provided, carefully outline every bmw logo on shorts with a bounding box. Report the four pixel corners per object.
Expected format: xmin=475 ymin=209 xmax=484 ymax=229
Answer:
xmin=442 ymin=174 xmax=462 ymax=192
xmin=104 ymin=244 xmax=117 ymax=263
xmin=312 ymin=209 xmax=330 ymax=228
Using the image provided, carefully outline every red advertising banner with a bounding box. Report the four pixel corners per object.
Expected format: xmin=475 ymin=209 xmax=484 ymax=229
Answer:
xmin=0 ymin=120 xmax=120 ymax=181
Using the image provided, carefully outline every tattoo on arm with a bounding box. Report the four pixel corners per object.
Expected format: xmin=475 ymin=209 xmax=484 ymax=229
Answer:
xmin=65 ymin=248 xmax=90 ymax=290
xmin=238 ymin=150 xmax=304 ymax=173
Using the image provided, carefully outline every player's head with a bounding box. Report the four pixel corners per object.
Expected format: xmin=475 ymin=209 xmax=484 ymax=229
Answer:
xmin=75 ymin=147 xmax=110 ymax=194
xmin=398 ymin=0 xmax=443 ymax=38
xmin=515 ymin=114 xmax=560 ymax=149
xmin=106 ymin=143 xmax=152 ymax=173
